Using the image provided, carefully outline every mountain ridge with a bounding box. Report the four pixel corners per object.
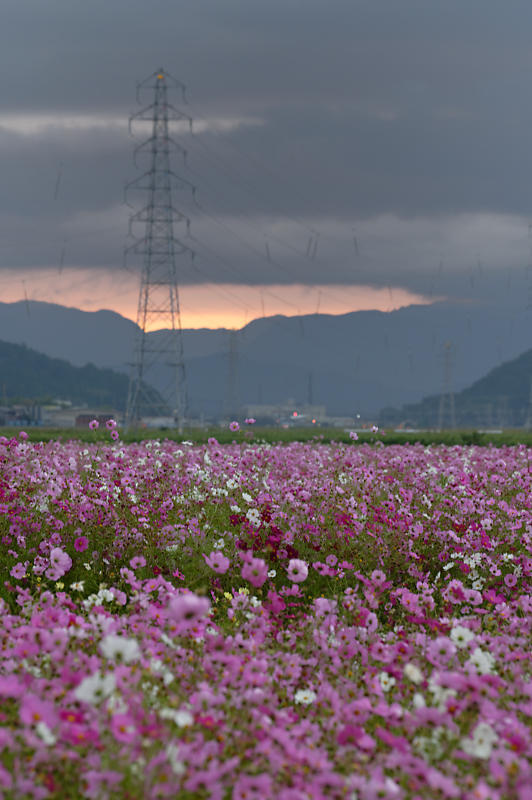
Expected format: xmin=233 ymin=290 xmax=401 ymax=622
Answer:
xmin=0 ymin=299 xmax=530 ymax=417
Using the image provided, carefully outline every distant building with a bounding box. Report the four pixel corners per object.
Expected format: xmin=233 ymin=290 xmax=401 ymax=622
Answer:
xmin=242 ymin=402 xmax=327 ymax=424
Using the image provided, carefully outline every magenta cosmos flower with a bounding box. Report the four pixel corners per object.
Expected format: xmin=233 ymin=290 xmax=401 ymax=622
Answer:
xmin=74 ymin=536 xmax=89 ymax=553
xmin=203 ymin=551 xmax=230 ymax=574
xmin=88 ymin=419 xmax=99 ymax=430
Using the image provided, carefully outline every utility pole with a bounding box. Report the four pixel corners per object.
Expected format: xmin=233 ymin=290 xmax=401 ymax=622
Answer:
xmin=124 ymin=68 xmax=194 ymax=431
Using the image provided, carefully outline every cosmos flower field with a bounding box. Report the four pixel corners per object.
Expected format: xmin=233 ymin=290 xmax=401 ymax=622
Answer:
xmin=0 ymin=428 xmax=531 ymax=799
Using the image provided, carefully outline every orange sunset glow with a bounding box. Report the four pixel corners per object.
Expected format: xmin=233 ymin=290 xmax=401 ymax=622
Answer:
xmin=0 ymin=268 xmax=437 ymax=330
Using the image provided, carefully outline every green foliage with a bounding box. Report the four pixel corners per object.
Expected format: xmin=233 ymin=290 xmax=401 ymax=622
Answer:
xmin=4 ymin=425 xmax=532 ymax=447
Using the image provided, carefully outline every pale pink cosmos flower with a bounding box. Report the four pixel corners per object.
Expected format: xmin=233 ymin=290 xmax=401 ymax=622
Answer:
xmin=229 ymin=421 xmax=240 ymax=432
xmin=241 ymin=557 xmax=268 ymax=588
xmin=244 ymin=418 xmax=256 ymax=425
xmin=203 ymin=551 xmax=230 ymax=574
xmin=349 ymin=431 xmax=359 ymax=441
xmin=287 ymin=558 xmax=308 ymax=583
xmin=371 ymin=569 xmax=387 ymax=585
xmin=105 ymin=418 xmax=117 ymax=430
xmin=168 ymin=592 xmax=211 ymax=625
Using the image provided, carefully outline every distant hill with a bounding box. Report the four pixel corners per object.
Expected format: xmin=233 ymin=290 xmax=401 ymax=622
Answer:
xmin=0 ymin=300 xmax=531 ymax=417
xmin=0 ymin=339 xmax=132 ymax=410
xmin=379 ymin=347 xmax=532 ymax=428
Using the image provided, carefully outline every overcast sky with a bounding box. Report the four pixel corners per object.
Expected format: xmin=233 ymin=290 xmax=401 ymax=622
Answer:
xmin=2 ymin=0 xmax=532 ymax=327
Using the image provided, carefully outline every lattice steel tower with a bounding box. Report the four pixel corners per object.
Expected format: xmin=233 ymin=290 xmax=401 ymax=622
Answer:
xmin=124 ymin=69 xmax=194 ymax=430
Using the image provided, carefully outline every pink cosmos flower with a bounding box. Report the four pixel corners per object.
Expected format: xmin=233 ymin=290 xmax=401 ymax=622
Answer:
xmin=244 ymin=418 xmax=256 ymax=425
xmin=82 ymin=770 xmax=123 ymax=800
xmin=314 ymin=597 xmax=336 ymax=615
xmin=0 ymin=676 xmax=24 ymax=698
xmin=167 ymin=592 xmax=210 ymax=625
xmin=105 ymin=419 xmax=117 ymax=430
xmin=110 ymin=430 xmax=120 ymax=441
xmin=19 ymin=694 xmax=58 ymax=728
xmin=233 ymin=774 xmax=272 ymax=800
xmin=203 ymin=551 xmax=230 ymax=574
xmin=130 ymin=555 xmax=146 ymax=569
xmin=229 ymin=421 xmax=240 ymax=432
xmin=74 ymin=536 xmax=89 ymax=553
xmin=88 ymin=419 xmax=99 ymax=430
xmin=337 ymin=724 xmax=375 ymax=750
xmin=241 ymin=557 xmax=268 ymax=588
xmin=10 ymin=563 xmax=26 ymax=579
xmin=349 ymin=431 xmax=359 ymax=440
xmin=110 ymin=713 xmax=137 ymax=743
xmin=287 ymin=558 xmax=308 ymax=583
xmin=47 ymin=548 xmax=72 ymax=579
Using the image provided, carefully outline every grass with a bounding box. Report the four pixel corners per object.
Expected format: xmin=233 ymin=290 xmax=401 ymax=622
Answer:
xmin=3 ymin=425 xmax=532 ymax=447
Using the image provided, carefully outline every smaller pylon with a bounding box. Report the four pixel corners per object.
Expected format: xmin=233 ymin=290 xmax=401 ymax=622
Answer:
xmin=524 ymin=376 xmax=532 ymax=430
xmin=438 ymin=341 xmax=456 ymax=429
xmin=224 ymin=329 xmax=240 ymax=420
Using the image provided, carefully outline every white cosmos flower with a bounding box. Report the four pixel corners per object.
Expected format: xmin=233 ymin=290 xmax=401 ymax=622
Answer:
xmin=74 ymin=670 xmax=116 ymax=705
xmin=246 ymin=508 xmax=261 ymax=527
xmin=165 ymin=743 xmax=186 ymax=775
xmin=466 ymin=647 xmax=495 ymax=675
xmin=403 ymin=663 xmax=423 ymax=684
xmin=160 ymin=708 xmax=194 ymax=727
xmin=36 ymin=721 xmax=56 ymax=745
xmin=294 ymin=688 xmax=317 ymax=705
xmin=450 ymin=625 xmax=475 ymax=648
xmin=100 ymin=634 xmax=140 ymax=663
xmin=460 ymin=722 xmax=498 ymax=758
xmin=379 ymin=672 xmax=396 ymax=692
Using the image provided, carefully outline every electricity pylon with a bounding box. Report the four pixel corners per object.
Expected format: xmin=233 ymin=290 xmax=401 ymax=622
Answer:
xmin=224 ymin=329 xmax=240 ymax=420
xmin=124 ymin=68 xmax=194 ymax=431
xmin=438 ymin=341 xmax=456 ymax=429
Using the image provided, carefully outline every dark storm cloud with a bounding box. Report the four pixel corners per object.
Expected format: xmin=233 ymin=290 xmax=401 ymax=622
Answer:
xmin=2 ymin=0 xmax=532 ymax=303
